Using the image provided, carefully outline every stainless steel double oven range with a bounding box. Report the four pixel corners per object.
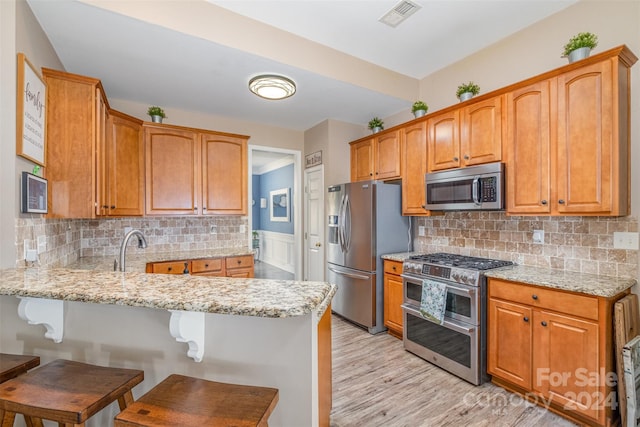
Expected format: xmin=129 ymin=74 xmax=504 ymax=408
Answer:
xmin=401 ymin=253 xmax=512 ymax=385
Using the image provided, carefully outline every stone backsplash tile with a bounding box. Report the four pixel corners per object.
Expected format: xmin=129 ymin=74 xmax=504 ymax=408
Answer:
xmin=16 ymin=216 xmax=249 ymax=267
xmin=413 ymin=213 xmax=639 ymax=279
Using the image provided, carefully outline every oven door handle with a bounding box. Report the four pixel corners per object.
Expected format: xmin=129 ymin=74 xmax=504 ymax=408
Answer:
xmin=402 ymin=303 xmax=475 ymax=335
xmin=401 ymin=275 xmax=476 ymax=298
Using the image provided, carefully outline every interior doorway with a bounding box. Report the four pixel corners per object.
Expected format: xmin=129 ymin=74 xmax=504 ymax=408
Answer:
xmin=248 ymin=145 xmax=302 ymax=280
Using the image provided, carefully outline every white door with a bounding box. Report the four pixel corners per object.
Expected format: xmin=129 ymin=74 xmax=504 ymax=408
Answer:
xmin=304 ymin=165 xmax=325 ymax=281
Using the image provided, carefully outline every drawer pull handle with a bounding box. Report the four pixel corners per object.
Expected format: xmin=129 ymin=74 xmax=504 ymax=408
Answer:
xmin=205 ymin=264 xmax=209 ymax=268
xmin=532 ymin=294 xmax=538 ymax=300
xmin=167 ymin=267 xmax=172 ymax=271
xmin=523 ymin=316 xmax=529 ymax=322
xmin=237 ymin=260 xmax=242 ymax=264
xmin=541 ymin=321 xmax=548 ymax=327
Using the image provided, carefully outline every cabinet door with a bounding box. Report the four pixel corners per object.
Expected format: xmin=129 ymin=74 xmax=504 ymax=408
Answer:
xmin=43 ymin=69 xmax=100 ymax=218
xmin=401 ymin=122 xmax=428 ymax=215
xmin=95 ymin=92 xmax=108 ymax=217
xmin=506 ymin=81 xmax=552 ymax=214
xmin=533 ymin=310 xmax=600 ymax=422
xmin=427 ymin=110 xmax=460 ymax=171
xmin=106 ymin=113 xmax=144 ymax=216
xmin=461 ymin=95 xmax=503 ymax=166
xmin=201 ymin=133 xmax=248 ymax=215
xmin=375 ymin=130 xmax=401 ymax=180
xmin=556 ymin=60 xmax=615 ymax=214
xmin=350 ymin=139 xmax=374 ymax=182
xmin=383 ymin=271 xmax=403 ymax=337
xmin=487 ymin=298 xmax=532 ymax=390
xmin=145 ymin=126 xmax=200 ymax=215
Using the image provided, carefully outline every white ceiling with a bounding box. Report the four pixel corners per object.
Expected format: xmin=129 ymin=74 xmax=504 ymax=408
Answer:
xmin=26 ymin=0 xmax=576 ymax=132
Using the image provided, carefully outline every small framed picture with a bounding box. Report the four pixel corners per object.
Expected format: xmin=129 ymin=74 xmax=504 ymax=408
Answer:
xmin=21 ymin=172 xmax=48 ymax=214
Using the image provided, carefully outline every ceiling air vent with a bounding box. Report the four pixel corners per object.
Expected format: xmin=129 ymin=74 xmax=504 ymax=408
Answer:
xmin=378 ymin=0 xmax=421 ymax=28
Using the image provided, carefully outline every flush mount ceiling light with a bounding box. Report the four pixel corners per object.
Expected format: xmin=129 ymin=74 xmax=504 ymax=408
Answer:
xmin=248 ymin=74 xmax=296 ymax=100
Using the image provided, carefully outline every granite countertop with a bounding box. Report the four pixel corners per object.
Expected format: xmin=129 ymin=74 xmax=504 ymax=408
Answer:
xmin=0 ymin=267 xmax=336 ymax=319
xmin=484 ymin=265 xmax=636 ymax=298
xmin=381 ymin=252 xmax=636 ymax=298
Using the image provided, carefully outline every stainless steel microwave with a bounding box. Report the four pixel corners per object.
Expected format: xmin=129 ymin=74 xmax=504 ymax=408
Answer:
xmin=424 ymin=162 xmax=505 ymax=211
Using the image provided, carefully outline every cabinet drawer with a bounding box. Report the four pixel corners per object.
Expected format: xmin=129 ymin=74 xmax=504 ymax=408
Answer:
xmin=384 ymin=260 xmax=403 ymax=276
xmin=150 ymin=261 xmax=190 ymax=275
xmin=489 ymin=279 xmax=598 ymax=321
xmin=226 ymin=267 xmax=254 ymax=278
xmin=226 ymin=255 xmax=254 ymax=269
xmin=191 ymin=258 xmax=224 ymax=274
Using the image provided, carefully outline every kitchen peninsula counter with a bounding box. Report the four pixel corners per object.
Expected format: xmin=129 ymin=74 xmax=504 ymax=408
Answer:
xmin=0 ymin=264 xmax=335 ymax=426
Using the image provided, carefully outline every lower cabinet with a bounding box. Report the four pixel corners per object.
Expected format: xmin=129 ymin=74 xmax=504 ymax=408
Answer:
xmin=146 ymin=255 xmax=254 ymax=278
xmin=383 ymin=260 xmax=404 ymax=338
xmin=488 ymin=278 xmax=624 ymax=426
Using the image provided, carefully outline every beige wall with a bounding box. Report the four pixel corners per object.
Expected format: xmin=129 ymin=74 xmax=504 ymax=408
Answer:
xmin=0 ymin=0 xmax=64 ymax=267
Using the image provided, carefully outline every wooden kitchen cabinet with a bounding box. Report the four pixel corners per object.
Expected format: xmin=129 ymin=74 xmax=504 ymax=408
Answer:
xmin=427 ymin=96 xmax=502 ymax=172
xmin=147 ymin=255 xmax=253 ymax=278
xmin=488 ymin=278 xmax=623 ymax=426
xmin=225 ymin=255 xmax=255 ymax=278
xmin=350 ymin=130 xmax=401 ymax=182
xmin=42 ymin=68 xmax=108 ymax=218
xmin=383 ymin=259 xmax=404 ymax=338
xmin=101 ymin=111 xmax=144 ymax=216
xmin=144 ymin=123 xmax=249 ymax=216
xmin=506 ymin=46 xmax=636 ymax=216
xmin=401 ymin=121 xmax=429 ymax=215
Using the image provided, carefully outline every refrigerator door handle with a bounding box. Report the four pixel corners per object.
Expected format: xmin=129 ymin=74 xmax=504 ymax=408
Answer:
xmin=338 ymin=193 xmax=347 ymax=253
xmin=344 ymin=194 xmax=352 ymax=252
xmin=328 ymin=266 xmax=370 ymax=280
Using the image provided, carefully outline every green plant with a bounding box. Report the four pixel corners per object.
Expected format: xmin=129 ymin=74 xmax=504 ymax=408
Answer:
xmin=562 ymin=32 xmax=598 ymax=57
xmin=147 ymin=105 xmax=166 ymax=118
xmin=368 ymin=117 xmax=384 ymax=130
xmin=411 ymin=101 xmax=428 ymax=114
xmin=252 ymin=230 xmax=259 ymax=239
xmin=456 ymin=81 xmax=481 ymax=98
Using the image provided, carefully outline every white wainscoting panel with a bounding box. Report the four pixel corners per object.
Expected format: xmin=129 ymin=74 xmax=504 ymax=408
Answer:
xmin=258 ymin=230 xmax=295 ymax=274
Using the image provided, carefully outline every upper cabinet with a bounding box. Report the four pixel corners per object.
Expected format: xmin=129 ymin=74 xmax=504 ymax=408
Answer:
xmin=43 ymin=68 xmax=113 ymax=218
xmin=350 ymin=130 xmax=401 ymax=182
xmin=427 ymin=96 xmax=503 ymax=172
xmin=144 ymin=123 xmax=249 ymax=216
xmin=506 ymin=46 xmax=636 ymax=216
xmin=401 ymin=121 xmax=429 ymax=215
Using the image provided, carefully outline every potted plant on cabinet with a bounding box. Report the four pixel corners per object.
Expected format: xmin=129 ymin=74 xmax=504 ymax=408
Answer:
xmin=562 ymin=31 xmax=598 ymax=63
xmin=456 ymin=82 xmax=480 ymax=102
xmin=147 ymin=106 xmax=166 ymax=123
xmin=368 ymin=117 xmax=384 ymax=133
xmin=411 ymin=101 xmax=428 ymax=118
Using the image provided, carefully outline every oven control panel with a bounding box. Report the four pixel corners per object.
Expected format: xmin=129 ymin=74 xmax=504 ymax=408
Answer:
xmin=403 ymin=262 xmax=480 ymax=286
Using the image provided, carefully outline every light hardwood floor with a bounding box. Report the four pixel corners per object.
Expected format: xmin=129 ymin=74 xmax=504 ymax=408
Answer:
xmin=330 ymin=315 xmax=577 ymax=427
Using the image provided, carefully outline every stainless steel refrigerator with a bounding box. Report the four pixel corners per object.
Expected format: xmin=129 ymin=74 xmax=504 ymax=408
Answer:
xmin=326 ymin=180 xmax=409 ymax=334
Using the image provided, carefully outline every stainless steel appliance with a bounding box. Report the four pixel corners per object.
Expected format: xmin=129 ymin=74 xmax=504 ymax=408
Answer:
xmin=401 ymin=253 xmax=512 ymax=385
xmin=425 ymin=162 xmax=505 ymax=211
xmin=327 ymin=180 xmax=409 ymax=334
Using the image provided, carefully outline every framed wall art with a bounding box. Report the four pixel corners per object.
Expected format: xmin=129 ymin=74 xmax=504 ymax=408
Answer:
xmin=16 ymin=53 xmax=47 ymax=166
xmin=270 ymin=188 xmax=290 ymax=222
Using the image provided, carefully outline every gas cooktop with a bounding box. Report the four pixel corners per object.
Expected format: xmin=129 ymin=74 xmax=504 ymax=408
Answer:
xmin=407 ymin=253 xmax=513 ymax=270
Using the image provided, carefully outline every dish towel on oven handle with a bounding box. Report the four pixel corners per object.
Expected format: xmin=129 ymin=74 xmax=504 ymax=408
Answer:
xmin=420 ymin=278 xmax=447 ymax=325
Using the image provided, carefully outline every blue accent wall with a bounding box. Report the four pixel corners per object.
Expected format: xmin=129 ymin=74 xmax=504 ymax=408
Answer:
xmin=254 ymin=163 xmax=294 ymax=234
xmin=251 ymin=174 xmax=260 ymax=228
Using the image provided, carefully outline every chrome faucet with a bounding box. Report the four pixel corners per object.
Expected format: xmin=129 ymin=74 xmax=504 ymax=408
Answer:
xmin=116 ymin=229 xmax=148 ymax=272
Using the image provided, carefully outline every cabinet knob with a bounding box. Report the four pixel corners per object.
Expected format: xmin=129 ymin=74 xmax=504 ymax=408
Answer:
xmin=453 ymin=157 xmax=459 ymax=161
xmin=541 ymin=200 xmax=548 ymax=205
xmin=203 ymin=207 xmax=207 ymax=211
xmin=532 ymin=294 xmax=538 ymax=300
xmin=558 ymin=199 xmax=565 ymax=204
xmin=369 ymin=173 xmax=373 ymax=176
xmin=183 ymin=262 xmax=189 ymax=274
xmin=523 ymin=316 xmax=529 ymax=322
xmin=237 ymin=260 xmax=242 ymax=264
xmin=167 ymin=267 xmax=172 ymax=272
xmin=205 ymin=263 xmax=209 ymax=268
xmin=110 ymin=205 xmax=115 ymax=209
xmin=463 ymin=155 xmax=469 ymax=160
xmin=541 ymin=321 xmax=548 ymax=327
xmin=392 ymin=266 xmax=397 ymax=271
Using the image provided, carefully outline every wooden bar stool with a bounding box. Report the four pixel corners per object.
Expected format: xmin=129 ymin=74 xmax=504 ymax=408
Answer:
xmin=0 ymin=353 xmax=40 ymax=384
xmin=0 ymin=359 xmax=143 ymax=427
xmin=114 ymin=374 xmax=279 ymax=427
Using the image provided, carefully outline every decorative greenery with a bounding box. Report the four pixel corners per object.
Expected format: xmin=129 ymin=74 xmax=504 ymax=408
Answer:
xmin=562 ymin=32 xmax=598 ymax=57
xmin=368 ymin=117 xmax=384 ymax=130
xmin=456 ymin=81 xmax=481 ymax=99
xmin=147 ymin=105 xmax=166 ymax=118
xmin=252 ymin=230 xmax=259 ymax=239
xmin=411 ymin=101 xmax=428 ymax=114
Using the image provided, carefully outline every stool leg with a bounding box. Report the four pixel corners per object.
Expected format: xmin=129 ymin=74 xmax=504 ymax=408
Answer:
xmin=1 ymin=410 xmax=16 ymax=427
xmin=24 ymin=416 xmax=44 ymax=427
xmin=117 ymin=390 xmax=134 ymax=411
